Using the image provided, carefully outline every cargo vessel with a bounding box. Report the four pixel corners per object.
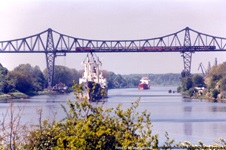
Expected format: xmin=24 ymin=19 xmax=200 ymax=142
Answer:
xmin=138 ymin=77 xmax=151 ymax=90
xmin=79 ymin=53 xmax=108 ymax=101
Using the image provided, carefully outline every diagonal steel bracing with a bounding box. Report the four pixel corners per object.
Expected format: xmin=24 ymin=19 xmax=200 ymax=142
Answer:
xmin=181 ymin=52 xmax=192 ymax=77
xmin=181 ymin=27 xmax=192 ymax=77
xmin=1 ymin=27 xmax=226 ymax=88
xmin=45 ymin=29 xmax=56 ymax=88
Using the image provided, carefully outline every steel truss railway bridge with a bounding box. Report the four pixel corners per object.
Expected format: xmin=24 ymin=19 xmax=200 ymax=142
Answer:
xmin=1 ymin=27 xmax=226 ymax=88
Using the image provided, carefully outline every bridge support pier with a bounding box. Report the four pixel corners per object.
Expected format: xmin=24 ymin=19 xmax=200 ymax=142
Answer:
xmin=181 ymin=52 xmax=192 ymax=77
xmin=181 ymin=27 xmax=192 ymax=78
xmin=46 ymin=52 xmax=56 ymax=89
xmin=45 ymin=52 xmax=66 ymax=89
xmin=45 ymin=29 xmax=56 ymax=89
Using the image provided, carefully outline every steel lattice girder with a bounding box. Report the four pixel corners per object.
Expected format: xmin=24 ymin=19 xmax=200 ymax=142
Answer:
xmin=181 ymin=28 xmax=192 ymax=77
xmin=181 ymin=52 xmax=192 ymax=77
xmin=0 ymin=27 xmax=224 ymax=53
xmin=45 ymin=30 xmax=55 ymax=88
xmin=1 ymin=27 xmax=226 ymax=87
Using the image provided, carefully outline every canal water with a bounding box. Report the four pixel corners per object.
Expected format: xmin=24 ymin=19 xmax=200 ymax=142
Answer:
xmin=0 ymin=86 xmax=226 ymax=145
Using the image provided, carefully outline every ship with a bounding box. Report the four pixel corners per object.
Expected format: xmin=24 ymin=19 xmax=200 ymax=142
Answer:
xmin=79 ymin=53 xmax=108 ymax=101
xmin=138 ymin=77 xmax=151 ymax=90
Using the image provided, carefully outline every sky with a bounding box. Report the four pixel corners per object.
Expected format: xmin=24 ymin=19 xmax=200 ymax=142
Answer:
xmin=0 ymin=0 xmax=226 ymax=74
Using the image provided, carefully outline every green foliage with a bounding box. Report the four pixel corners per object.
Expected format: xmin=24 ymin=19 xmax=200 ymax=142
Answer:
xmin=0 ymin=63 xmax=9 ymax=93
xmin=181 ymin=74 xmax=205 ymax=93
xmin=106 ymin=71 xmax=129 ymax=88
xmin=181 ymin=70 xmax=191 ymax=78
xmin=8 ymin=71 xmax=33 ymax=93
xmin=24 ymin=98 xmax=162 ymax=149
xmin=72 ymin=81 xmax=84 ymax=99
xmin=181 ymin=77 xmax=193 ymax=91
xmin=44 ymin=65 xmax=80 ymax=87
xmin=219 ymin=77 xmax=226 ymax=96
xmin=7 ymin=64 xmax=45 ymax=94
xmin=188 ymin=88 xmax=198 ymax=97
xmin=1 ymin=62 xmax=181 ymax=96
xmin=72 ymin=81 xmax=107 ymax=101
xmin=23 ymin=119 xmax=58 ymax=149
xmin=0 ymin=63 xmax=8 ymax=76
xmin=105 ymin=72 xmax=181 ymax=89
xmin=32 ymin=66 xmax=46 ymax=91
xmin=123 ymin=74 xmax=181 ymax=87
xmin=204 ymin=61 xmax=226 ymax=99
xmin=192 ymin=74 xmax=205 ymax=87
xmin=163 ymin=132 xmax=175 ymax=149
xmin=212 ymin=89 xmax=219 ymax=99
xmin=177 ymin=86 xmax=182 ymax=93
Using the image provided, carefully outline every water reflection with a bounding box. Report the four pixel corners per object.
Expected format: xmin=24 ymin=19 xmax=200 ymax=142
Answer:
xmin=211 ymin=106 xmax=226 ymax=112
xmin=184 ymin=106 xmax=192 ymax=112
xmin=184 ymin=123 xmax=192 ymax=135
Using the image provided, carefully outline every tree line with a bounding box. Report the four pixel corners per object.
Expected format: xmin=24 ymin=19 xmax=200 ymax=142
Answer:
xmin=179 ymin=61 xmax=226 ymax=100
xmin=0 ymin=63 xmax=181 ymax=95
xmin=0 ymin=63 xmax=81 ymax=95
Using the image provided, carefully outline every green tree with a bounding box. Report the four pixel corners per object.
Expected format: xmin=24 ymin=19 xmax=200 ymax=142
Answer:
xmin=188 ymin=87 xmax=198 ymax=97
xmin=219 ymin=77 xmax=226 ymax=97
xmin=0 ymin=63 xmax=9 ymax=93
xmin=212 ymin=89 xmax=219 ymax=99
xmin=192 ymin=74 xmax=205 ymax=87
xmin=217 ymin=62 xmax=226 ymax=76
xmin=105 ymin=71 xmax=117 ymax=89
xmin=32 ymin=66 xmax=46 ymax=91
xmin=24 ymin=98 xmax=162 ymax=149
xmin=6 ymin=64 xmax=46 ymax=94
xmin=181 ymin=77 xmax=193 ymax=91
xmin=8 ymin=71 xmax=33 ymax=93
xmin=114 ymin=74 xmax=127 ymax=88
xmin=44 ymin=65 xmax=79 ymax=87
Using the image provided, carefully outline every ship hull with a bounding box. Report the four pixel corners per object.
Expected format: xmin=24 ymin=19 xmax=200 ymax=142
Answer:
xmin=138 ymin=83 xmax=150 ymax=90
xmin=78 ymin=81 xmax=108 ymax=101
xmin=87 ymin=81 xmax=108 ymax=101
xmin=78 ymin=53 xmax=108 ymax=101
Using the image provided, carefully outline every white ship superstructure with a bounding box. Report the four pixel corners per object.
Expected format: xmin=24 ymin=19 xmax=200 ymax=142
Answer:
xmin=79 ymin=53 xmax=108 ymax=100
xmin=138 ymin=77 xmax=151 ymax=90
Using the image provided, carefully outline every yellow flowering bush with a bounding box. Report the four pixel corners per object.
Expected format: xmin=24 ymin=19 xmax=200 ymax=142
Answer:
xmin=24 ymin=97 xmax=161 ymax=149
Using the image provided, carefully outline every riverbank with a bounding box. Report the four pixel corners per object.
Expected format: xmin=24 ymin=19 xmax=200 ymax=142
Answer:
xmin=181 ymin=90 xmax=226 ymax=103
xmin=0 ymin=90 xmax=70 ymax=102
xmin=0 ymin=92 xmax=29 ymax=100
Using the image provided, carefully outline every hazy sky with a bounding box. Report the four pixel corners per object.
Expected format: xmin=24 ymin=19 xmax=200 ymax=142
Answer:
xmin=0 ymin=0 xmax=226 ymax=74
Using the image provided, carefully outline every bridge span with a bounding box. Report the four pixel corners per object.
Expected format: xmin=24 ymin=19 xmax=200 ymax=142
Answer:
xmin=1 ymin=27 xmax=226 ymax=88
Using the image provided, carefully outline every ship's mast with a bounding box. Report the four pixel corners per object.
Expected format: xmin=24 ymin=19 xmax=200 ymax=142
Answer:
xmin=81 ymin=52 xmax=102 ymax=83
xmin=93 ymin=53 xmax=102 ymax=83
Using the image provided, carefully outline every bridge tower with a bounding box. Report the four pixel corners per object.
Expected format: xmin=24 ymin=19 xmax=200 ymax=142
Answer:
xmin=45 ymin=29 xmax=56 ymax=89
xmin=181 ymin=27 xmax=192 ymax=77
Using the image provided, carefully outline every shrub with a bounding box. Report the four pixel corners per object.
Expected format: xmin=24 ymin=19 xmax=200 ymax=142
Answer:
xmin=188 ymin=88 xmax=197 ymax=97
xmin=23 ymin=98 xmax=164 ymax=149
xmin=212 ymin=89 xmax=219 ymax=100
